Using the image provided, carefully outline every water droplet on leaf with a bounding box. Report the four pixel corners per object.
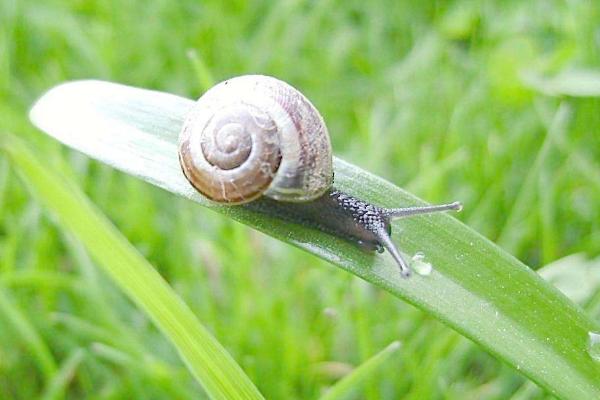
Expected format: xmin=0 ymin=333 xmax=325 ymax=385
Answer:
xmin=588 ymin=332 xmax=600 ymax=362
xmin=411 ymin=252 xmax=433 ymax=276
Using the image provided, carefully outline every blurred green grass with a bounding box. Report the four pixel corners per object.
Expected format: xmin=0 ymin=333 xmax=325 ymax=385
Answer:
xmin=1 ymin=0 xmax=599 ymax=399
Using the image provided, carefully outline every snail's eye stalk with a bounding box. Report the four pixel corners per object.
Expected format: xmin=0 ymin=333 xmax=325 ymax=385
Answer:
xmin=383 ymin=201 xmax=462 ymax=219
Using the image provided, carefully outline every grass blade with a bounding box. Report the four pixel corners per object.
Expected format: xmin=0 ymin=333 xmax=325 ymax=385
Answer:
xmin=523 ymin=69 xmax=600 ymax=97
xmin=0 ymin=287 xmax=57 ymax=380
xmin=320 ymin=341 xmax=401 ymax=400
xmin=25 ymin=80 xmax=600 ymax=399
xmin=539 ymin=254 xmax=600 ymax=306
xmin=41 ymin=348 xmax=86 ymax=400
xmin=2 ymin=134 xmax=264 ymax=400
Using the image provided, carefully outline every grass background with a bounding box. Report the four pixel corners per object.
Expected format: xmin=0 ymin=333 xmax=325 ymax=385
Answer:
xmin=1 ymin=0 xmax=600 ymax=399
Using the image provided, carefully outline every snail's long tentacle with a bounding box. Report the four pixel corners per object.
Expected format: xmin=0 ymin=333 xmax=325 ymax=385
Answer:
xmin=383 ymin=201 xmax=462 ymax=219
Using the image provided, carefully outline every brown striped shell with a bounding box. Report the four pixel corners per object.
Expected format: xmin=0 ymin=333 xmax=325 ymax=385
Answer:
xmin=178 ymin=75 xmax=333 ymax=204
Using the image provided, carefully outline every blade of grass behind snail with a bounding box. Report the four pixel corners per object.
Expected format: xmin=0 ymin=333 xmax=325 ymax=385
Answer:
xmin=28 ymin=80 xmax=600 ymax=399
xmin=2 ymin=134 xmax=265 ymax=400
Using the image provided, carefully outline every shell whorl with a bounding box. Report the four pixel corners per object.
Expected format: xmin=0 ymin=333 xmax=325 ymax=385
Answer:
xmin=178 ymin=75 xmax=333 ymax=204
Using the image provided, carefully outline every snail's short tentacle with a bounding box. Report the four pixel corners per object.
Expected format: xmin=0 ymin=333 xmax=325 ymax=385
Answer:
xmin=373 ymin=226 xmax=412 ymax=278
xmin=382 ymin=201 xmax=462 ymax=219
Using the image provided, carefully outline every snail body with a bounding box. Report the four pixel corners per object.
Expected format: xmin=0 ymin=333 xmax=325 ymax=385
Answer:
xmin=179 ymin=75 xmax=461 ymax=277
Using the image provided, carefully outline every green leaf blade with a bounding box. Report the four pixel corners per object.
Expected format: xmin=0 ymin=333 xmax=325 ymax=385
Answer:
xmin=320 ymin=341 xmax=401 ymax=400
xmin=3 ymin=134 xmax=264 ymax=400
xmin=28 ymin=81 xmax=600 ymax=399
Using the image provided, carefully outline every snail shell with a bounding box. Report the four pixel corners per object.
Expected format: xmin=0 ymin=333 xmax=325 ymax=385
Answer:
xmin=178 ymin=75 xmax=333 ymax=204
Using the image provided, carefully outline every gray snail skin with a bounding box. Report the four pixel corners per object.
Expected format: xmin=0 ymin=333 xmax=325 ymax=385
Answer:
xmin=178 ymin=75 xmax=461 ymax=277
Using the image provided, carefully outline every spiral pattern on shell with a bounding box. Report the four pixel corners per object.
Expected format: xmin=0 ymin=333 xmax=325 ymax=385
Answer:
xmin=178 ymin=75 xmax=333 ymax=204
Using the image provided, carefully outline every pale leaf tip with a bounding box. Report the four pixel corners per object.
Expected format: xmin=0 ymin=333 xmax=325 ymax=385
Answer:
xmin=29 ymin=80 xmax=108 ymax=131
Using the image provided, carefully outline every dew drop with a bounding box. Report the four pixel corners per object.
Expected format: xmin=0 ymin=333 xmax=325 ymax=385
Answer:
xmin=588 ymin=332 xmax=600 ymax=362
xmin=411 ymin=252 xmax=433 ymax=276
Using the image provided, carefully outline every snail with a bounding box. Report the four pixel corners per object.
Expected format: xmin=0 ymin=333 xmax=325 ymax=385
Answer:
xmin=178 ymin=75 xmax=461 ymax=277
